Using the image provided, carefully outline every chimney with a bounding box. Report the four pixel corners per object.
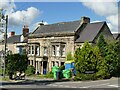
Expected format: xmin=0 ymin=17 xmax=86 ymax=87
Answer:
xmin=23 ymin=25 xmax=29 ymax=36
xmin=81 ymin=16 xmax=90 ymax=24
xmin=10 ymin=31 xmax=15 ymax=37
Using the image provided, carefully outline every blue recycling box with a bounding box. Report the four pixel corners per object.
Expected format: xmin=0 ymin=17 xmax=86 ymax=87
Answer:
xmin=65 ymin=60 xmax=76 ymax=75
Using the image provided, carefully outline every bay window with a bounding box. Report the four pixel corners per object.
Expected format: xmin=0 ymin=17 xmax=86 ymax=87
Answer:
xmin=44 ymin=47 xmax=47 ymax=56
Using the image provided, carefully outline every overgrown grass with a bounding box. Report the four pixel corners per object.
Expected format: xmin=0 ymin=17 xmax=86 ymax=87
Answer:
xmin=26 ymin=72 xmax=54 ymax=79
xmin=0 ymin=76 xmax=9 ymax=81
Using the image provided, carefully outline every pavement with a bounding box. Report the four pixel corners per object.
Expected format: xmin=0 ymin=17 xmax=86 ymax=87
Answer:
xmin=0 ymin=76 xmax=120 ymax=89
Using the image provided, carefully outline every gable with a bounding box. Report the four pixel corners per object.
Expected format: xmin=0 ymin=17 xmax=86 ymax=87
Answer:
xmin=75 ymin=22 xmax=105 ymax=43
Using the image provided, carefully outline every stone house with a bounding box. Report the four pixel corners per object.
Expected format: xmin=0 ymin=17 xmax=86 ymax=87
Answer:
xmin=28 ymin=16 xmax=114 ymax=74
xmin=0 ymin=25 xmax=29 ymax=54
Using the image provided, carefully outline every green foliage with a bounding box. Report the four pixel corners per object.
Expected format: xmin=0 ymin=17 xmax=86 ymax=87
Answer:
xmin=25 ymin=65 xmax=35 ymax=76
xmin=0 ymin=68 xmax=3 ymax=74
xmin=97 ymin=35 xmax=120 ymax=77
xmin=45 ymin=71 xmax=54 ymax=78
xmin=75 ymin=41 xmax=95 ymax=74
xmin=97 ymin=34 xmax=107 ymax=57
xmin=110 ymin=40 xmax=120 ymax=77
xmin=67 ymin=52 xmax=74 ymax=61
xmin=59 ymin=65 xmax=65 ymax=71
xmin=74 ymin=41 xmax=110 ymax=80
xmin=6 ymin=54 xmax=28 ymax=75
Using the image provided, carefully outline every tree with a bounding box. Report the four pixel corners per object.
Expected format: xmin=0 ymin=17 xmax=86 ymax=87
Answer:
xmin=93 ymin=46 xmax=110 ymax=79
xmin=97 ymin=35 xmax=119 ymax=77
xmin=75 ymin=41 xmax=94 ymax=74
xmin=97 ymin=34 xmax=107 ymax=57
xmin=74 ymin=41 xmax=110 ymax=80
xmin=112 ymin=40 xmax=120 ymax=76
xmin=6 ymin=54 xmax=28 ymax=79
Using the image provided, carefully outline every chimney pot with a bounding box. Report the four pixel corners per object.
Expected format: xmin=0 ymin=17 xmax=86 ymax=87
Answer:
xmin=81 ymin=16 xmax=90 ymax=24
xmin=23 ymin=25 xmax=29 ymax=36
xmin=10 ymin=31 xmax=15 ymax=37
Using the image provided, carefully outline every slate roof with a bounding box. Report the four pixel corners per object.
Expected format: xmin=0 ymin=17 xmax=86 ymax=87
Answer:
xmin=33 ymin=20 xmax=81 ymax=34
xmin=75 ymin=22 xmax=105 ymax=42
xmin=7 ymin=35 xmax=21 ymax=44
xmin=113 ymin=33 xmax=120 ymax=40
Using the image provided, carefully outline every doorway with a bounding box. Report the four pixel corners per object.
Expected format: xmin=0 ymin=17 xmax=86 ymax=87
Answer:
xmin=43 ymin=61 xmax=47 ymax=74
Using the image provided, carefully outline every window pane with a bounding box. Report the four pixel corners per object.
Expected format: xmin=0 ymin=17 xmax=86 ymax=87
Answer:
xmin=35 ymin=46 xmax=40 ymax=56
xmin=61 ymin=45 xmax=65 ymax=56
xmin=44 ymin=47 xmax=47 ymax=56
xmin=28 ymin=46 xmax=31 ymax=54
xmin=52 ymin=45 xmax=55 ymax=56
xmin=56 ymin=45 xmax=60 ymax=56
xmin=32 ymin=46 xmax=34 ymax=54
xmin=37 ymin=46 xmax=40 ymax=55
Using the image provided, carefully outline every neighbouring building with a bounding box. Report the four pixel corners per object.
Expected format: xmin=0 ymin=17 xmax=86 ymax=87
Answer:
xmin=0 ymin=25 xmax=29 ymax=54
xmin=27 ymin=16 xmax=114 ymax=74
xmin=113 ymin=33 xmax=120 ymax=40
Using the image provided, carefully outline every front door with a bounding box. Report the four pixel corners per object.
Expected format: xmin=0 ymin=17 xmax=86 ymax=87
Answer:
xmin=43 ymin=61 xmax=47 ymax=74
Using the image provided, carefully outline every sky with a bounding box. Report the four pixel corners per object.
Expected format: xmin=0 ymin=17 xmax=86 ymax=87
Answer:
xmin=0 ymin=0 xmax=119 ymax=40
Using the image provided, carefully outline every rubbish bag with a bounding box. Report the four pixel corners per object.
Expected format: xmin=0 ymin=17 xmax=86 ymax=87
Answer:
xmin=62 ymin=69 xmax=71 ymax=78
xmin=52 ymin=66 xmax=60 ymax=79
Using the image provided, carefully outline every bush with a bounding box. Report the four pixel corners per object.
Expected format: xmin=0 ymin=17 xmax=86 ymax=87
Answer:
xmin=59 ymin=65 xmax=65 ymax=71
xmin=45 ymin=71 xmax=53 ymax=78
xmin=74 ymin=42 xmax=110 ymax=81
xmin=25 ymin=65 xmax=35 ymax=76
xmin=79 ymin=74 xmax=95 ymax=81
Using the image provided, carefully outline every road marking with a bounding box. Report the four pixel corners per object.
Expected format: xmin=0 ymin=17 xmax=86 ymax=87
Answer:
xmin=79 ymin=78 xmax=118 ymax=84
xmin=80 ymin=83 xmax=110 ymax=88
xmin=64 ymin=86 xmax=70 ymax=88
xmin=108 ymin=84 xmax=119 ymax=87
xmin=71 ymin=86 xmax=78 ymax=88
xmin=58 ymin=85 xmax=64 ymax=87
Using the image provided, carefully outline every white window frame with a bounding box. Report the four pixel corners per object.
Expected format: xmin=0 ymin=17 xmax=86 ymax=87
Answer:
xmin=43 ymin=47 xmax=47 ymax=56
xmin=52 ymin=45 xmax=56 ymax=56
xmin=61 ymin=44 xmax=65 ymax=57
xmin=56 ymin=45 xmax=60 ymax=56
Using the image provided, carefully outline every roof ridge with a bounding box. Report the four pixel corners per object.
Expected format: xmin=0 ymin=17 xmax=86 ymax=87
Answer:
xmin=43 ymin=20 xmax=80 ymax=26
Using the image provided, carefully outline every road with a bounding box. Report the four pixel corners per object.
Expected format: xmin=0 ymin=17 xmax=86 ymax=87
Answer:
xmin=0 ymin=77 xmax=120 ymax=89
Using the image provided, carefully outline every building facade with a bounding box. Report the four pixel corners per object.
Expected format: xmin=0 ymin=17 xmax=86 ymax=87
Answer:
xmin=27 ymin=16 xmax=114 ymax=74
xmin=0 ymin=25 xmax=29 ymax=55
xmin=0 ymin=16 xmax=115 ymax=74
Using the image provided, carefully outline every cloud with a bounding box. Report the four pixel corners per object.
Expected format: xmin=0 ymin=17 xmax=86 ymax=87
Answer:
xmin=0 ymin=0 xmax=41 ymax=40
xmin=8 ymin=7 xmax=41 ymax=26
xmin=106 ymin=14 xmax=118 ymax=27
xmin=81 ymin=2 xmax=117 ymax=16
xmin=0 ymin=0 xmax=16 ymax=14
xmin=80 ymin=0 xmax=118 ymax=33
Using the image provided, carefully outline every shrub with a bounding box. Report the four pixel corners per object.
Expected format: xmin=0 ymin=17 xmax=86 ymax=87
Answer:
xmin=25 ymin=65 xmax=35 ymax=76
xmin=74 ymin=42 xmax=110 ymax=81
xmin=45 ymin=71 xmax=53 ymax=78
xmin=59 ymin=65 xmax=65 ymax=71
